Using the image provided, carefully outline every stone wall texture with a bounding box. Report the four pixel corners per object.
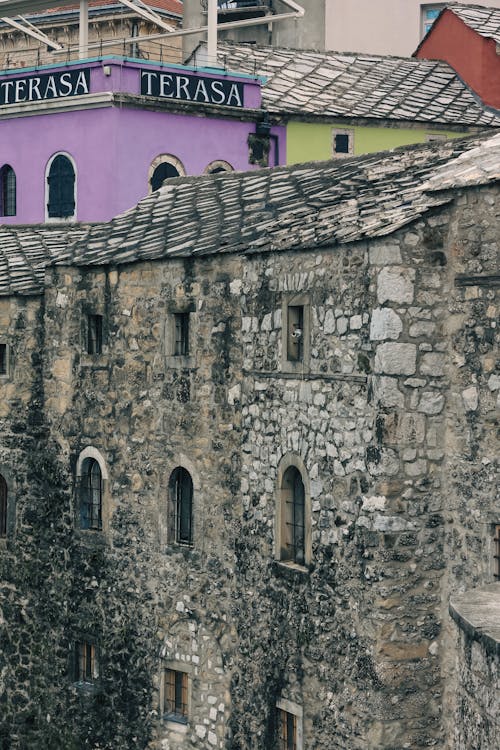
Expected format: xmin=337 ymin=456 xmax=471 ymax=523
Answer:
xmin=0 ymin=184 xmax=498 ymax=749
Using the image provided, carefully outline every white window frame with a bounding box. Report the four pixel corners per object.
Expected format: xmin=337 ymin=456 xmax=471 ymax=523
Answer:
xmin=332 ymin=128 xmax=354 ymax=158
xmin=45 ymin=151 xmax=77 ymax=223
xmin=149 ymin=154 xmax=186 ymax=193
xmin=421 ymin=4 xmax=446 ymax=39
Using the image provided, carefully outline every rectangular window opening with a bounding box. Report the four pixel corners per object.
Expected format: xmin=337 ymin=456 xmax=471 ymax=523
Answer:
xmin=164 ymin=668 xmax=188 ymax=723
xmin=75 ymin=641 xmax=99 ymax=683
xmin=277 ymin=708 xmax=297 ymax=750
xmin=87 ymin=315 xmax=103 ymax=355
xmin=173 ymin=313 xmax=190 ymax=356
xmin=287 ymin=305 xmax=304 ymax=362
xmin=494 ymin=525 xmax=500 ymax=580
xmin=0 ymin=344 xmax=7 ymax=375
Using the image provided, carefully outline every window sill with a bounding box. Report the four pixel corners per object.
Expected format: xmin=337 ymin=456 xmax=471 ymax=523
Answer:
xmin=72 ymin=680 xmax=101 ymax=696
xmin=163 ymin=717 xmax=188 ymax=733
xmin=75 ymin=529 xmax=107 ymax=546
xmin=80 ymin=354 xmax=109 ymax=369
xmin=273 ymin=560 xmax=310 ymax=579
xmin=165 ymin=355 xmax=196 ymax=370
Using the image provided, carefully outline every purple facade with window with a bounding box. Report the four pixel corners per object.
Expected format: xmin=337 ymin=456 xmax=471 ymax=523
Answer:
xmin=0 ymin=57 xmax=284 ymax=224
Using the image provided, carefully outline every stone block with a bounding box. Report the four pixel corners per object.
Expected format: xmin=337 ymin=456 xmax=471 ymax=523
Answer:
xmin=373 ymin=376 xmax=404 ymax=408
xmin=369 ymin=243 xmax=402 ymax=265
xmin=377 ymin=267 xmax=414 ymax=305
xmin=374 ymin=343 xmax=417 ymax=375
xmin=420 ymin=353 xmax=446 ymax=377
xmin=462 ymin=386 xmax=479 ymax=412
xmin=370 ymin=308 xmax=403 ymax=341
xmin=418 ymin=392 xmax=445 ymax=415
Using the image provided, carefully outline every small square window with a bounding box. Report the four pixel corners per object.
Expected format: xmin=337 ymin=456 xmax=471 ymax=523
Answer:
xmin=0 ymin=343 xmax=7 ymax=375
xmin=75 ymin=640 xmax=99 ymax=684
xmin=174 ymin=313 xmax=190 ymax=356
xmin=282 ymin=296 xmax=310 ymax=374
xmin=333 ymin=129 xmax=354 ymax=157
xmin=164 ymin=668 xmax=189 ymax=723
xmin=87 ymin=315 xmax=103 ymax=355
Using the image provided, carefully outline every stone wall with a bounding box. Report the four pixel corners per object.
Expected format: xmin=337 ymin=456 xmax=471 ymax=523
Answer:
xmin=0 ymin=182 xmax=498 ymax=748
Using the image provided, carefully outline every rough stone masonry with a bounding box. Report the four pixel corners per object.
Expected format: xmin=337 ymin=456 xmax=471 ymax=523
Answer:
xmin=0 ymin=135 xmax=498 ymax=749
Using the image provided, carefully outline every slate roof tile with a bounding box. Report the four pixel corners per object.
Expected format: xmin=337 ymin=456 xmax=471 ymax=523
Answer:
xmin=446 ymin=2 xmax=500 ymax=45
xmin=217 ymin=41 xmax=500 ymax=126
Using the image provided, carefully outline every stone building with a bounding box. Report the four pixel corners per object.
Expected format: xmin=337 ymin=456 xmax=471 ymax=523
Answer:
xmin=0 ymin=132 xmax=499 ymax=749
xmin=0 ymin=0 xmax=183 ymax=70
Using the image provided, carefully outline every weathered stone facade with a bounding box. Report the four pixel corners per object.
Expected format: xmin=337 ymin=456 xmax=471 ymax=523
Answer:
xmin=0 ymin=140 xmax=498 ymax=749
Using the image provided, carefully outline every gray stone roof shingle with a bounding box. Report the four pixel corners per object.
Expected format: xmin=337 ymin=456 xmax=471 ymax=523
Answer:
xmin=2 ymin=132 xmax=500 ymax=296
xmin=54 ymin=133 xmax=499 ymax=269
xmin=0 ymin=225 xmax=87 ymax=295
xmin=216 ymin=41 xmax=500 ymax=126
xmin=447 ymin=3 xmax=500 ymax=45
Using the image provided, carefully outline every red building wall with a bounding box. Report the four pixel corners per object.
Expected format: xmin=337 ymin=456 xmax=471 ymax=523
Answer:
xmin=415 ymin=9 xmax=500 ymax=109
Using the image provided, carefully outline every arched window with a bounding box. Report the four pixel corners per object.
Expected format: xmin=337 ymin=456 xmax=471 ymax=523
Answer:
xmin=169 ymin=467 xmax=193 ymax=546
xmin=46 ymin=153 xmax=76 ymax=219
xmin=80 ymin=458 xmax=102 ymax=530
xmin=149 ymin=155 xmax=185 ymax=192
xmin=0 ymin=474 xmax=7 ymax=538
xmin=280 ymin=467 xmax=305 ymax=565
xmin=0 ymin=165 xmax=16 ymax=217
xmin=205 ymin=160 xmax=234 ymax=175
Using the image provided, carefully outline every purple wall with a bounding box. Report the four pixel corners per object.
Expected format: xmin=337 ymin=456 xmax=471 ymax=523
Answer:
xmin=0 ymin=59 xmax=284 ymax=224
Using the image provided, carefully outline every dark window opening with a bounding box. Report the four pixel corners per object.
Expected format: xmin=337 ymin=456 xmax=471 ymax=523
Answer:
xmin=494 ymin=525 xmax=500 ymax=580
xmin=169 ymin=467 xmax=193 ymax=546
xmin=281 ymin=466 xmax=305 ymax=565
xmin=0 ymin=474 xmax=7 ymax=538
xmin=0 ymin=165 xmax=16 ymax=216
xmin=87 ymin=314 xmax=103 ymax=355
xmin=287 ymin=305 xmax=303 ymax=362
xmin=164 ymin=668 xmax=188 ymax=723
xmin=75 ymin=641 xmax=99 ymax=683
xmin=334 ymin=133 xmax=350 ymax=154
xmin=0 ymin=344 xmax=7 ymax=375
xmin=174 ymin=313 xmax=190 ymax=356
xmin=151 ymin=162 xmax=180 ymax=191
xmin=80 ymin=458 xmax=103 ymax=531
xmin=277 ymin=708 xmax=297 ymax=750
xmin=47 ymin=154 xmax=75 ymax=218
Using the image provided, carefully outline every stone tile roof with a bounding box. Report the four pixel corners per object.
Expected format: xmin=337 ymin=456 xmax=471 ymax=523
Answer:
xmin=53 ymin=133 xmax=497 ymax=269
xmin=0 ymin=225 xmax=86 ymax=296
xmin=216 ymin=41 xmax=500 ymax=126
xmin=423 ymin=131 xmax=500 ymax=190
xmin=38 ymin=0 xmax=183 ymax=17
xmin=446 ymin=3 xmax=500 ymax=45
xmin=2 ymin=133 xmax=499 ymax=296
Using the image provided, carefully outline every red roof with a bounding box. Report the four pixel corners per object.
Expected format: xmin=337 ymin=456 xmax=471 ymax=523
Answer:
xmin=37 ymin=0 xmax=182 ymax=17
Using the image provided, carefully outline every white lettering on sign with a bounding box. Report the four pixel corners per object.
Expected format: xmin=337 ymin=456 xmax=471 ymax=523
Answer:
xmin=0 ymin=68 xmax=90 ymax=106
xmin=140 ymin=70 xmax=245 ymax=107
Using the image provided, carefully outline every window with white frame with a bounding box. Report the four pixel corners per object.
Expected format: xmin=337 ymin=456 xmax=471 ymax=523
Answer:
xmin=46 ymin=153 xmax=76 ymax=220
xmin=421 ymin=4 xmax=445 ymax=37
xmin=149 ymin=155 xmax=186 ymax=192
xmin=0 ymin=164 xmax=16 ymax=216
xmin=332 ymin=128 xmax=354 ymax=157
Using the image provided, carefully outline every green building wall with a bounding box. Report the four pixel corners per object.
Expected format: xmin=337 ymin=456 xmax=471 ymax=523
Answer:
xmin=286 ymin=121 xmax=463 ymax=164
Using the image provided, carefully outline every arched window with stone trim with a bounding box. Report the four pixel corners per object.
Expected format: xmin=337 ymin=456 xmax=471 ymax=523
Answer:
xmin=0 ymin=474 xmax=7 ymax=537
xmin=0 ymin=164 xmax=16 ymax=217
xmin=204 ymin=160 xmax=234 ymax=175
xmin=149 ymin=154 xmax=185 ymax=192
xmin=168 ymin=467 xmax=193 ymax=546
xmin=276 ymin=455 xmax=311 ymax=568
xmin=46 ymin=153 xmax=76 ymax=220
xmin=76 ymin=448 xmax=108 ymax=531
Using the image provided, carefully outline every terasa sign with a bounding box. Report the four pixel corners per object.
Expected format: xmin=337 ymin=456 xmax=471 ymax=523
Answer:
xmin=0 ymin=69 xmax=90 ymax=106
xmin=141 ymin=70 xmax=244 ymax=108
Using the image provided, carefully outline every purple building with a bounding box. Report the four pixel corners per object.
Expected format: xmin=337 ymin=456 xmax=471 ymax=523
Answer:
xmin=0 ymin=56 xmax=284 ymax=224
